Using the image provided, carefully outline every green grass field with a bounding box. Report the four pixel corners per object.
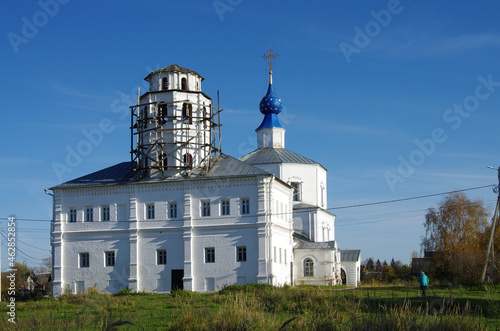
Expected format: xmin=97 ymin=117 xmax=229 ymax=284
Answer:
xmin=1 ymin=284 xmax=499 ymax=330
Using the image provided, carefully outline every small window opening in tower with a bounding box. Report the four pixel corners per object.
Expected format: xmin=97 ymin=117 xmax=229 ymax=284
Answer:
xmin=142 ymin=106 xmax=148 ymax=128
xmin=181 ymin=78 xmax=187 ymax=91
xmin=158 ymin=103 xmax=168 ymax=124
xmin=159 ymin=152 xmax=167 ymax=169
xmin=182 ymin=103 xmax=193 ymax=124
xmin=183 ymin=153 xmax=193 ymax=169
xmin=162 ymin=77 xmax=168 ymax=90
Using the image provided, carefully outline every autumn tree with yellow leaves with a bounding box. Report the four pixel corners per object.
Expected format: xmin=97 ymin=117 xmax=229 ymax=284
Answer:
xmin=421 ymin=192 xmax=489 ymax=285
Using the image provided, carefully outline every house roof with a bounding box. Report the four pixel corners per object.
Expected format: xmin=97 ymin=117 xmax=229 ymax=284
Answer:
xmin=239 ymin=148 xmax=322 ymax=167
xmin=50 ymin=155 xmax=271 ymax=190
xmin=144 ymin=64 xmax=204 ymax=81
xmin=341 ymin=250 xmax=361 ymax=262
xmin=35 ymin=273 xmax=52 ymax=284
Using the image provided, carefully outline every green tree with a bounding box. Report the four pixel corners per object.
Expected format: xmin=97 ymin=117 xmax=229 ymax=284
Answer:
xmin=365 ymin=258 xmax=374 ymax=271
xmin=382 ymin=265 xmax=396 ymax=283
xmin=421 ymin=192 xmax=489 ymax=285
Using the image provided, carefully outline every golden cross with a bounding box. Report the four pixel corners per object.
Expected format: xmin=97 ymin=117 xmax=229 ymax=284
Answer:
xmin=262 ymin=49 xmax=279 ymax=72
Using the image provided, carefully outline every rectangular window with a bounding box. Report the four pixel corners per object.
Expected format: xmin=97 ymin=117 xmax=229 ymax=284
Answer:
xmin=147 ymin=204 xmax=155 ymax=219
xmin=274 ymin=246 xmax=277 ymax=262
xmin=169 ymin=202 xmax=177 ymax=218
xmin=205 ymin=247 xmax=215 ymax=263
xmin=157 ymin=249 xmax=167 ymax=265
xmin=284 ymin=249 xmax=287 ymax=264
xmin=221 ymin=200 xmax=230 ymax=216
xmin=85 ymin=207 xmax=93 ymax=222
xmin=105 ymin=251 xmax=115 ymax=267
xmin=241 ymin=198 xmax=250 ymax=214
xmin=69 ymin=208 xmax=77 ymax=223
xmin=291 ymin=182 xmax=301 ymax=201
xmin=202 ymin=200 xmax=211 ymax=217
xmin=279 ymin=248 xmax=282 ymax=264
xmin=102 ymin=205 xmax=110 ymax=221
xmin=237 ymin=246 xmax=247 ymax=262
xmin=79 ymin=252 xmax=89 ymax=268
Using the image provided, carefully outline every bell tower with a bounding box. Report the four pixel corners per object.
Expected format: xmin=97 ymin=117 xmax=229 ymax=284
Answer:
xmin=130 ymin=64 xmax=222 ymax=178
xmin=256 ymin=49 xmax=285 ymax=149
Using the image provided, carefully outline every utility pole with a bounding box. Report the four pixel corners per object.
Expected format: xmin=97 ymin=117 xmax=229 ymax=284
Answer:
xmin=481 ymin=166 xmax=500 ymax=283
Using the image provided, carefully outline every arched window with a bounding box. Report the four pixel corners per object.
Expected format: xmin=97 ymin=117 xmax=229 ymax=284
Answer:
xmin=142 ymin=106 xmax=148 ymax=128
xmin=181 ymin=78 xmax=187 ymax=91
xmin=159 ymin=153 xmax=167 ymax=169
xmin=162 ymin=77 xmax=168 ymax=90
xmin=183 ymin=153 xmax=193 ymax=169
xmin=158 ymin=102 xmax=168 ymax=119
xmin=304 ymin=258 xmax=314 ymax=277
xmin=290 ymin=182 xmax=301 ymax=201
xmin=182 ymin=103 xmax=192 ymax=124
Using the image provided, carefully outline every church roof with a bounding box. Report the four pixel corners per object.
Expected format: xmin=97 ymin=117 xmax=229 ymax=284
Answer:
xmin=341 ymin=250 xmax=361 ymax=262
xmin=51 ymin=155 xmax=270 ymax=189
xmin=53 ymin=162 xmax=133 ymax=188
xmin=295 ymin=241 xmax=337 ymax=250
xmin=144 ymin=64 xmax=204 ymax=81
xmin=240 ymin=148 xmax=322 ymax=167
xmin=206 ymin=155 xmax=270 ymax=178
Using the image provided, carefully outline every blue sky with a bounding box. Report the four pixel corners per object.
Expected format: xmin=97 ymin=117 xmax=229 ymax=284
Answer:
xmin=1 ymin=0 xmax=500 ymax=270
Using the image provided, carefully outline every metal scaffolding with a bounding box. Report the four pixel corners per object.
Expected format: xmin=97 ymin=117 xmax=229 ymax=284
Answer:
xmin=129 ymin=91 xmax=222 ymax=179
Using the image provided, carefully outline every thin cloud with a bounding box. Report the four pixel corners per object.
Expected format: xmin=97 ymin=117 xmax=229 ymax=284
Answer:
xmin=392 ymin=33 xmax=500 ymax=59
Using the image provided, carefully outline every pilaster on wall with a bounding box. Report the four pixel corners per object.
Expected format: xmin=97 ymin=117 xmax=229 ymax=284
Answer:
xmin=256 ymin=177 xmax=271 ymax=284
xmin=128 ymin=194 xmax=138 ymax=292
xmin=51 ymin=191 xmax=63 ymax=296
xmin=183 ymin=182 xmax=193 ymax=290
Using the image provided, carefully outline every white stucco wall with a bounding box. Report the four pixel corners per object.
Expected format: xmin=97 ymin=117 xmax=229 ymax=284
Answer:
xmin=293 ymin=246 xmax=338 ymax=286
xmin=52 ymin=174 xmax=297 ymax=295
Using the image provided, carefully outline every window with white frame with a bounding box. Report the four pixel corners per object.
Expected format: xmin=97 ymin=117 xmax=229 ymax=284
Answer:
xmin=102 ymin=205 xmax=110 ymax=222
xmin=80 ymin=252 xmax=89 ymax=268
xmin=236 ymin=246 xmax=247 ymax=262
xmin=85 ymin=207 xmax=93 ymax=222
xmin=290 ymin=182 xmax=301 ymax=201
xmin=169 ymin=202 xmax=177 ymax=218
xmin=205 ymin=247 xmax=215 ymax=263
xmin=69 ymin=208 xmax=77 ymax=223
xmin=241 ymin=198 xmax=250 ymax=214
xmin=201 ymin=200 xmax=210 ymax=217
xmin=105 ymin=251 xmax=115 ymax=267
xmin=147 ymin=204 xmax=155 ymax=219
xmin=221 ymin=199 xmax=230 ymax=216
xmin=157 ymin=249 xmax=167 ymax=265
xmin=304 ymin=258 xmax=314 ymax=277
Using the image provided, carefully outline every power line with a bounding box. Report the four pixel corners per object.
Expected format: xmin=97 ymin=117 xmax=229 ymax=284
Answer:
xmin=328 ymin=184 xmax=494 ymax=210
xmin=0 ymin=232 xmax=44 ymax=262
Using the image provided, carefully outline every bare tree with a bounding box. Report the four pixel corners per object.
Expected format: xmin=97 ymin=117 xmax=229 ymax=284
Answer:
xmin=421 ymin=192 xmax=489 ymax=285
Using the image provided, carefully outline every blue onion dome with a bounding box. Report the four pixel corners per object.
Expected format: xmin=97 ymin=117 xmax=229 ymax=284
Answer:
xmin=259 ymin=83 xmax=283 ymax=115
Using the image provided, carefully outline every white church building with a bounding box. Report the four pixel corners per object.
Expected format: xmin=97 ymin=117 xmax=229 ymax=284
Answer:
xmin=49 ymin=59 xmax=361 ymax=295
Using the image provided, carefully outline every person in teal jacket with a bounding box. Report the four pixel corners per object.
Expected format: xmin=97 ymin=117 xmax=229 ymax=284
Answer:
xmin=418 ymin=271 xmax=429 ymax=296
